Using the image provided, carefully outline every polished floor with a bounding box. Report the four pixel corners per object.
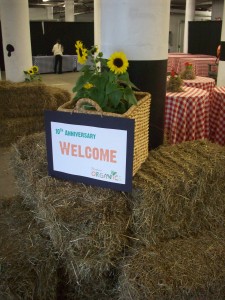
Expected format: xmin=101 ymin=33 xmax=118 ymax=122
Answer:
xmin=0 ymin=71 xmax=81 ymax=198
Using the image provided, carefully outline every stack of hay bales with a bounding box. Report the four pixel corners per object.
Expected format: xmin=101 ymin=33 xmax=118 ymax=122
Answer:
xmin=119 ymin=140 xmax=225 ymax=299
xmin=10 ymin=133 xmax=225 ymax=299
xmin=11 ymin=132 xmax=131 ymax=299
xmin=131 ymin=141 xmax=225 ymax=243
xmin=0 ymin=81 xmax=71 ymax=146
xmin=0 ymin=196 xmax=58 ymax=299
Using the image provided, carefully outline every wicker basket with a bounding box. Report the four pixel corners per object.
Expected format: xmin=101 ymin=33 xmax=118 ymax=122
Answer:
xmin=58 ymin=91 xmax=151 ymax=176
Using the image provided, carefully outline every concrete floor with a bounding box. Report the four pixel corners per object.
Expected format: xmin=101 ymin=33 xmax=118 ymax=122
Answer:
xmin=0 ymin=71 xmax=81 ymax=198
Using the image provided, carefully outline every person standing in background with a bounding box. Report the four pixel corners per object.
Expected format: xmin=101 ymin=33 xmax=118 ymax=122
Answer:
xmin=52 ymin=39 xmax=64 ymax=74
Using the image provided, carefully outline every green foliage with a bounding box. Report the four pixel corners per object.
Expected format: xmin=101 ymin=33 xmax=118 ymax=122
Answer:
xmin=73 ymin=47 xmax=138 ymax=114
xmin=24 ymin=66 xmax=42 ymax=82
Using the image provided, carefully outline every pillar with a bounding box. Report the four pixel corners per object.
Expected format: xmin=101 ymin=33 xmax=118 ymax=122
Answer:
xmin=217 ymin=1 xmax=225 ymax=86
xmin=211 ymin=0 xmax=224 ymax=20
xmin=183 ymin=0 xmax=196 ymax=54
xmin=94 ymin=0 xmax=170 ymax=149
xmin=65 ymin=0 xmax=74 ymax=22
xmin=0 ymin=0 xmax=32 ymax=82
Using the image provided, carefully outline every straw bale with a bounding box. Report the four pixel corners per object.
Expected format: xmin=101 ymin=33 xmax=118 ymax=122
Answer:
xmin=131 ymin=140 xmax=225 ymax=245
xmin=57 ymin=267 xmax=119 ymax=300
xmin=11 ymin=132 xmax=132 ymax=283
xmin=0 ymin=80 xmax=71 ymax=118
xmin=11 ymin=132 xmax=48 ymax=208
xmin=0 ymin=196 xmax=58 ymax=300
xmin=0 ymin=80 xmax=71 ymax=146
xmin=118 ymin=229 xmax=225 ymax=300
xmin=0 ymin=116 xmax=44 ymax=147
xmin=45 ymin=85 xmax=72 ymax=107
xmin=11 ymin=133 xmax=225 ymax=297
xmin=35 ymin=176 xmax=131 ymax=283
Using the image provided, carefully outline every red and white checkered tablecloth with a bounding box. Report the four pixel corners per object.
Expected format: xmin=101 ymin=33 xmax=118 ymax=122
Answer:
xmin=167 ymin=54 xmax=216 ymax=74
xmin=176 ymin=57 xmax=217 ymax=77
xmin=165 ymin=86 xmax=210 ymax=144
xmin=168 ymin=54 xmax=192 ymax=73
xmin=209 ymin=87 xmax=225 ymax=146
xmin=182 ymin=76 xmax=215 ymax=99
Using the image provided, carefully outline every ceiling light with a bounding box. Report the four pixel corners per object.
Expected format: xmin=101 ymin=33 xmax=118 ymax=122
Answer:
xmin=42 ymin=0 xmax=49 ymax=2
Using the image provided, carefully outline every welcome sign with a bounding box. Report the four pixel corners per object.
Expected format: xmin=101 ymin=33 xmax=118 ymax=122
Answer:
xmin=45 ymin=110 xmax=134 ymax=192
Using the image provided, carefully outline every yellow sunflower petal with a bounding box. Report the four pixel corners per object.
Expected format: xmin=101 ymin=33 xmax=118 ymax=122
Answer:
xmin=75 ymin=40 xmax=88 ymax=65
xmin=75 ymin=40 xmax=83 ymax=49
xmin=77 ymin=48 xmax=88 ymax=64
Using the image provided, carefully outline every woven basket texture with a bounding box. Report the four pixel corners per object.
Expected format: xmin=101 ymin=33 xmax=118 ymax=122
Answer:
xmin=58 ymin=91 xmax=151 ymax=175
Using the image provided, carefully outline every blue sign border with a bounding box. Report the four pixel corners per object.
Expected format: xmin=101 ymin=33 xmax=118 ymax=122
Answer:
xmin=44 ymin=110 xmax=134 ymax=192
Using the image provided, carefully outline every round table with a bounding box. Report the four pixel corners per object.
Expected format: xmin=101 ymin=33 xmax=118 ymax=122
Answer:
xmin=176 ymin=57 xmax=217 ymax=77
xmin=182 ymin=76 xmax=215 ymax=99
xmin=165 ymin=86 xmax=210 ymax=144
xmin=209 ymin=87 xmax=225 ymax=146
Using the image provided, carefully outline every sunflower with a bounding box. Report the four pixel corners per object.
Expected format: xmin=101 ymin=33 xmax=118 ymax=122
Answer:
xmin=75 ymin=40 xmax=88 ymax=64
xmin=107 ymin=51 xmax=129 ymax=74
xmin=28 ymin=69 xmax=34 ymax=75
xmin=83 ymin=82 xmax=94 ymax=89
xmin=32 ymin=65 xmax=39 ymax=73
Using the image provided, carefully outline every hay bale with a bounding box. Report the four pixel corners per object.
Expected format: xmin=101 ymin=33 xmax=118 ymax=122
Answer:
xmin=0 ymin=196 xmax=58 ymax=300
xmin=118 ymin=230 xmax=225 ymax=300
xmin=0 ymin=116 xmax=44 ymax=147
xmin=0 ymin=80 xmax=71 ymax=146
xmin=11 ymin=133 xmax=225 ymax=297
xmin=57 ymin=266 xmax=119 ymax=300
xmin=11 ymin=132 xmax=48 ymax=208
xmin=11 ymin=132 xmax=132 ymax=285
xmin=45 ymin=85 xmax=72 ymax=108
xmin=35 ymin=177 xmax=131 ymax=282
xmin=0 ymin=80 xmax=71 ymax=118
xmin=131 ymin=140 xmax=225 ymax=245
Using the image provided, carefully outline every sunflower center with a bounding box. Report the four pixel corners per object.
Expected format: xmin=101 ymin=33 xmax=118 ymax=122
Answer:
xmin=79 ymin=48 xmax=83 ymax=57
xmin=113 ymin=58 xmax=123 ymax=68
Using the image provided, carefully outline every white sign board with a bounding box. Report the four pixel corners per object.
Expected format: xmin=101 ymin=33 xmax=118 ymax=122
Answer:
xmin=45 ymin=111 xmax=134 ymax=192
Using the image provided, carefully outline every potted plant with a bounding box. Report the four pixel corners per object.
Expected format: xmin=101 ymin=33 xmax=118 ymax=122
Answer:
xmin=180 ymin=62 xmax=196 ymax=80
xmin=58 ymin=41 xmax=151 ymax=175
xmin=167 ymin=69 xmax=184 ymax=92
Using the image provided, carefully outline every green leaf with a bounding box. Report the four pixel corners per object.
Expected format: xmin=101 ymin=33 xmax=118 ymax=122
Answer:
xmin=73 ymin=89 xmax=89 ymax=101
xmin=108 ymin=89 xmax=123 ymax=108
xmin=72 ymin=73 xmax=93 ymax=92
xmin=118 ymin=72 xmax=139 ymax=90
xmin=79 ymin=65 xmax=91 ymax=72
xmin=105 ymin=81 xmax=119 ymax=95
xmin=108 ymin=71 xmax=116 ymax=83
xmin=116 ymin=102 xmax=128 ymax=114
xmin=87 ymin=86 xmax=108 ymax=109
xmin=123 ymin=87 xmax=137 ymax=106
xmin=91 ymin=73 xmax=108 ymax=91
